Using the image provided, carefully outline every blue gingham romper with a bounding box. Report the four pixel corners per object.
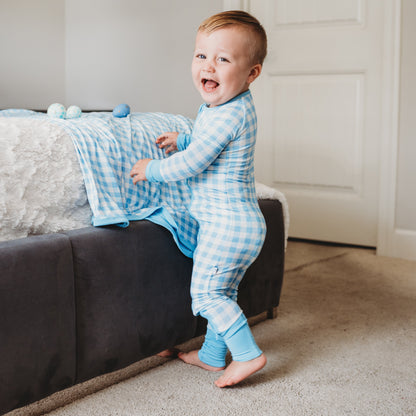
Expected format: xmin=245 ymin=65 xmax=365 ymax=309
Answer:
xmin=146 ymin=90 xmax=266 ymax=335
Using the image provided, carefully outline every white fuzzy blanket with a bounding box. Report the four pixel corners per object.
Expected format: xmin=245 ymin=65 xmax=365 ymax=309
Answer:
xmin=0 ymin=119 xmax=91 ymax=241
xmin=0 ymin=117 xmax=288 ymax=243
xmin=255 ymin=181 xmax=290 ymax=247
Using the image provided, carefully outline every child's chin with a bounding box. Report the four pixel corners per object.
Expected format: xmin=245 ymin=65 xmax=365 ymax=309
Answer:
xmin=200 ymin=93 xmax=217 ymax=105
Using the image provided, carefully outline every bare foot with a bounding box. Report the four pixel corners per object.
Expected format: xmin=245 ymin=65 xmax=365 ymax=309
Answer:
xmin=157 ymin=348 xmax=179 ymax=358
xmin=214 ymin=354 xmax=267 ymax=388
xmin=178 ymin=350 xmax=225 ymax=372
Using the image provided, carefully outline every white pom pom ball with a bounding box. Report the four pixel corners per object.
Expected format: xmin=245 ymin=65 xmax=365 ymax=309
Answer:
xmin=47 ymin=103 xmax=66 ymax=119
xmin=66 ymin=105 xmax=82 ymax=119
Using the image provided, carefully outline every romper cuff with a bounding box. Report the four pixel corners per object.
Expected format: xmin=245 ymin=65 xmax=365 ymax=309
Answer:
xmin=145 ymin=159 xmax=164 ymax=182
xmin=177 ymin=133 xmax=191 ymax=151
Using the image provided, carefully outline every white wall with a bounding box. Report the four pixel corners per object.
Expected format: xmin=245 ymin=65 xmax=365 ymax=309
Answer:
xmin=396 ymin=0 xmax=416 ymax=232
xmin=0 ymin=0 xmax=223 ymax=117
xmin=65 ymin=0 xmax=223 ymax=117
xmin=0 ymin=0 xmax=65 ymax=109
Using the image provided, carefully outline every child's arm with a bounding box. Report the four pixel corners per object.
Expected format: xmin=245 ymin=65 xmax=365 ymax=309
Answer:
xmin=132 ymin=108 xmax=241 ymax=184
xmin=130 ymin=131 xmax=192 ymax=184
xmin=150 ymin=113 xmax=237 ymax=183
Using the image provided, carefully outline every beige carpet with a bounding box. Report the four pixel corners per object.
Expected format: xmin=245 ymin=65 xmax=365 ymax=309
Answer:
xmin=8 ymin=240 xmax=416 ymax=416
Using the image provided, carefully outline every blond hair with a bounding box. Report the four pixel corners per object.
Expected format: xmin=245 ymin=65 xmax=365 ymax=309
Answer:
xmin=198 ymin=10 xmax=267 ymax=66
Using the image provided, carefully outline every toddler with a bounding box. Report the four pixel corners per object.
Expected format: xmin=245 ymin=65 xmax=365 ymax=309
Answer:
xmin=130 ymin=10 xmax=268 ymax=387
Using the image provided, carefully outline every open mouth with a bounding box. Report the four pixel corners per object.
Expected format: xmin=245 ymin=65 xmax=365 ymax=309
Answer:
xmin=202 ymin=78 xmax=219 ymax=92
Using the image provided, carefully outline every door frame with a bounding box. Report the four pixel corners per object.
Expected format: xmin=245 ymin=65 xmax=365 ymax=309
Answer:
xmin=376 ymin=0 xmax=416 ymax=260
xmin=224 ymin=0 xmax=408 ymax=259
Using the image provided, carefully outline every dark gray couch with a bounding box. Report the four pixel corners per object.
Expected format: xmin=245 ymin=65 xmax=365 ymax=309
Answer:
xmin=0 ymin=199 xmax=285 ymax=414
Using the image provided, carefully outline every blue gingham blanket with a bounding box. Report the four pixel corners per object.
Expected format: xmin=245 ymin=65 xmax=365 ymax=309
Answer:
xmin=0 ymin=109 xmax=198 ymax=257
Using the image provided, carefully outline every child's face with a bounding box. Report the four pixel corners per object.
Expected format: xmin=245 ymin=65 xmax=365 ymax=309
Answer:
xmin=192 ymin=26 xmax=261 ymax=107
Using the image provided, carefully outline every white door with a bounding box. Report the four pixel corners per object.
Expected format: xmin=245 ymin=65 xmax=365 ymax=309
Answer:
xmin=250 ymin=0 xmax=384 ymax=246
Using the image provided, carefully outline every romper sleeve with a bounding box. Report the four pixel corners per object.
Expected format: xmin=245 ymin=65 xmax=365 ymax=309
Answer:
xmin=156 ymin=108 xmax=241 ymax=183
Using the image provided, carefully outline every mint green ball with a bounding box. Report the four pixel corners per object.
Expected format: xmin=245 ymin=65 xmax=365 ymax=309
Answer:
xmin=66 ymin=105 xmax=82 ymax=119
xmin=47 ymin=103 xmax=66 ymax=119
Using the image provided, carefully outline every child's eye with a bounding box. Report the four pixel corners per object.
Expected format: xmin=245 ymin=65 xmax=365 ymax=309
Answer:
xmin=218 ymin=57 xmax=229 ymax=63
xmin=196 ymin=54 xmax=206 ymax=59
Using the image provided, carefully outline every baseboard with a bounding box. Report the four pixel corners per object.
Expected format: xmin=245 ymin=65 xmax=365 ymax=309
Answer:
xmin=378 ymin=228 xmax=416 ymax=262
xmin=392 ymin=229 xmax=416 ymax=261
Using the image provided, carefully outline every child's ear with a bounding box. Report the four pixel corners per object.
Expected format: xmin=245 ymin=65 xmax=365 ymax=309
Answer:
xmin=247 ymin=64 xmax=262 ymax=85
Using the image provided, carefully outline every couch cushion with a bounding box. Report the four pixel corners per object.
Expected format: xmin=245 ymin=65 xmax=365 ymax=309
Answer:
xmin=65 ymin=221 xmax=196 ymax=382
xmin=0 ymin=234 xmax=76 ymax=414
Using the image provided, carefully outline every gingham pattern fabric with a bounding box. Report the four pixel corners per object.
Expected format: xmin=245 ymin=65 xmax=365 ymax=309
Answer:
xmin=0 ymin=109 xmax=40 ymax=117
xmin=0 ymin=109 xmax=197 ymax=257
xmin=150 ymin=91 xmax=267 ymax=333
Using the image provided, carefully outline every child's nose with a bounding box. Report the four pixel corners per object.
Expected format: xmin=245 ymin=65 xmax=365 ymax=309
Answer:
xmin=202 ymin=59 xmax=215 ymax=72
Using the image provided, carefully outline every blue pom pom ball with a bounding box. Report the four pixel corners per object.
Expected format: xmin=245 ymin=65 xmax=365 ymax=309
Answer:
xmin=113 ymin=104 xmax=130 ymax=118
xmin=66 ymin=105 xmax=82 ymax=119
xmin=47 ymin=103 xmax=66 ymax=119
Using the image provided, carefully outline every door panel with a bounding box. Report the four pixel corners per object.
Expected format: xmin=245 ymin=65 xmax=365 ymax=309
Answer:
xmin=251 ymin=0 xmax=383 ymax=246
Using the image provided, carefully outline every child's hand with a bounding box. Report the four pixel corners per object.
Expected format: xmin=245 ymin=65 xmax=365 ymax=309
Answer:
xmin=156 ymin=132 xmax=179 ymax=154
xmin=130 ymin=158 xmax=152 ymax=184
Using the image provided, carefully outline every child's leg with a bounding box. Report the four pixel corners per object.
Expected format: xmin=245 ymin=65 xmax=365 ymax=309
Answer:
xmin=199 ymin=326 xmax=228 ymax=367
xmin=178 ymin=326 xmax=227 ymax=371
xmin=215 ymin=313 xmax=266 ymax=388
xmin=184 ymin=219 xmax=267 ymax=385
xmin=185 ymin=263 xmax=266 ymax=385
xmin=220 ymin=314 xmax=262 ymax=362
xmin=179 ymin=312 xmax=266 ymax=385
xmin=190 ymin=263 xmax=244 ymax=335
